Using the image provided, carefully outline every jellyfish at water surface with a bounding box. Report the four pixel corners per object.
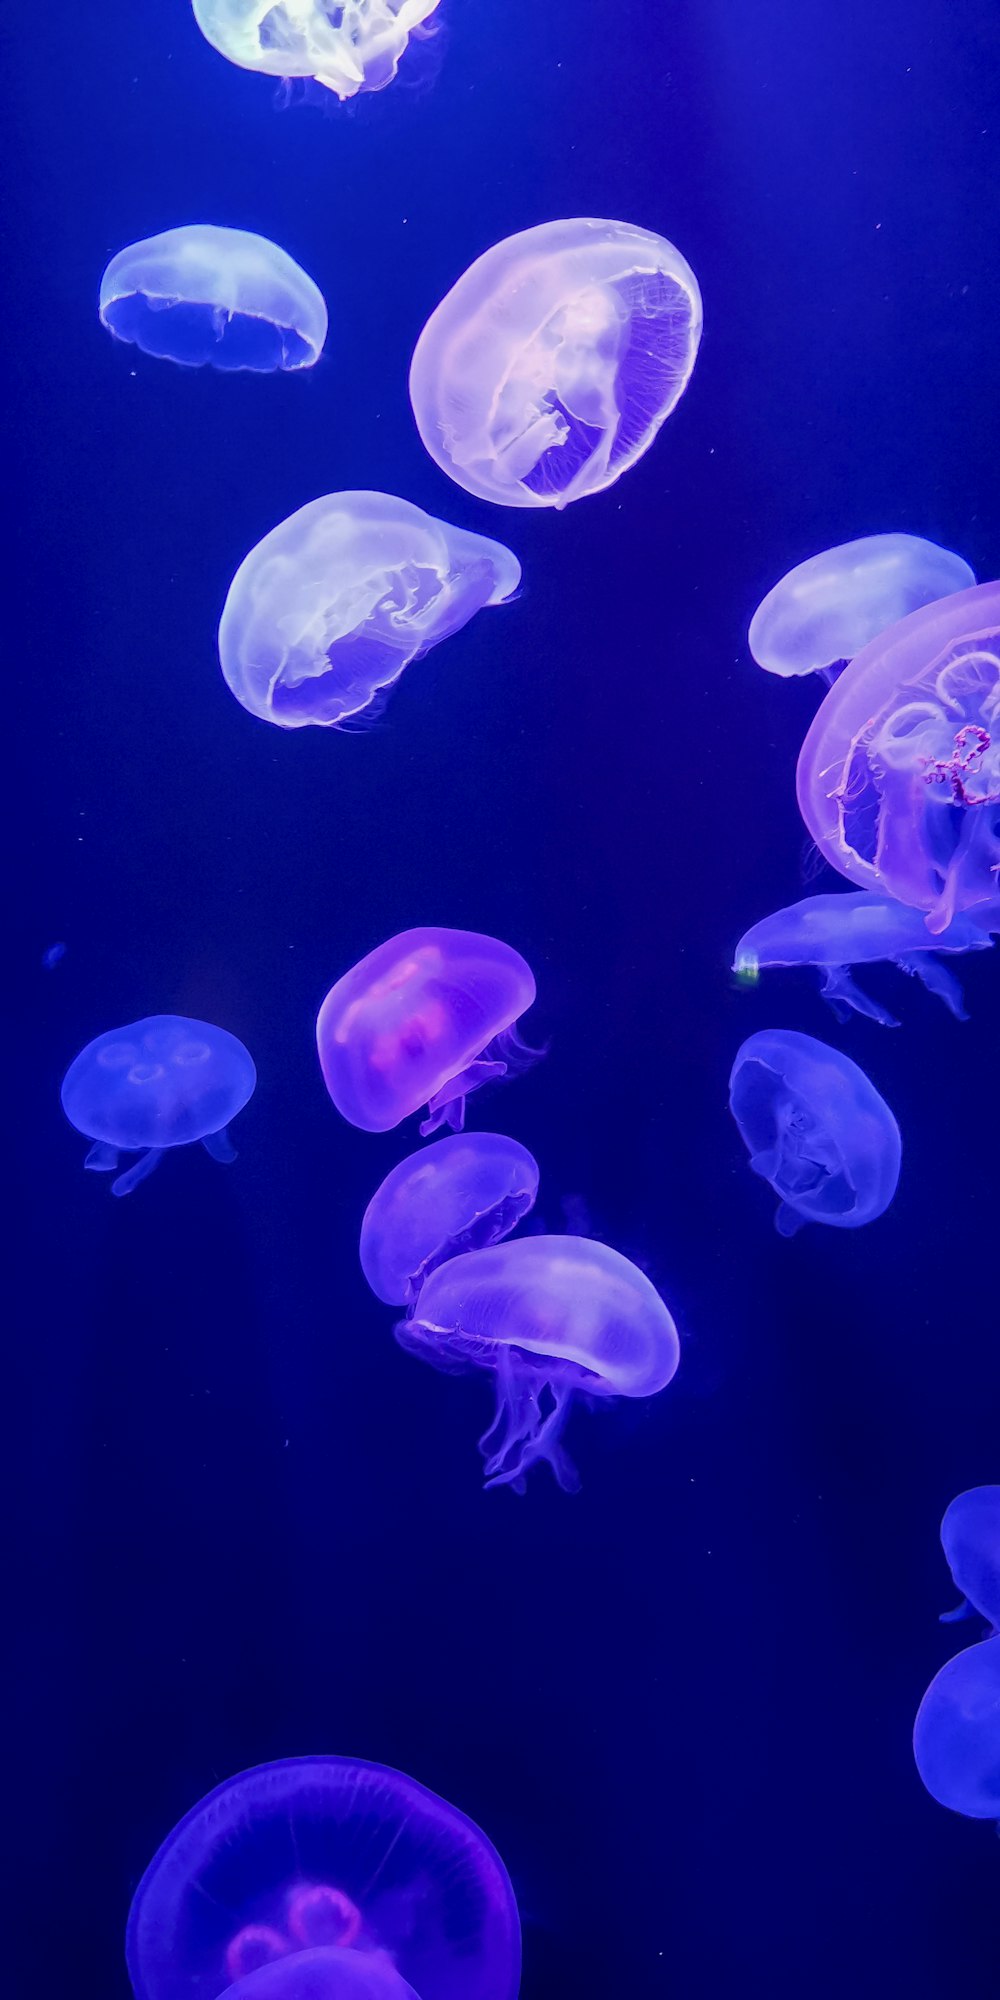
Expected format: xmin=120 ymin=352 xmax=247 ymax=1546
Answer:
xmin=939 ymin=1487 xmax=1000 ymax=1631
xmin=99 ymin=226 xmax=327 ymax=372
xmin=399 ymin=1234 xmax=680 ymax=1490
xmin=317 ymin=928 xmax=537 ymax=1134
xmin=728 ymin=1028 xmax=900 ymax=1236
xmin=360 ymin=1131 xmax=540 ymax=1305
xmin=61 ymin=1015 xmax=255 ymax=1196
xmin=733 ymin=889 xmax=993 ymax=1026
xmin=913 ymin=1638 xmax=1000 ymax=1818
xmin=190 ymin=0 xmax=441 ymax=99
xmin=126 ymin=1755 xmax=520 ymax=2000
xmin=797 ymin=580 xmax=1000 ymax=933
xmin=748 ymin=533 xmax=975 ymax=680
xmin=219 ymin=493 xmax=519 ymax=728
xmin=409 ymin=218 xmax=702 ymax=509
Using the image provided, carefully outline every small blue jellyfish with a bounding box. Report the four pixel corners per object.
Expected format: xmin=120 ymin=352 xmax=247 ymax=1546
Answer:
xmin=190 ymin=0 xmax=443 ymax=100
xmin=728 ymin=1028 xmax=901 ymax=1235
xmin=360 ymin=1132 xmax=540 ymax=1305
xmin=399 ymin=1234 xmax=680 ymax=1490
xmin=913 ymin=1637 xmax=1000 ymax=1818
xmin=733 ymin=890 xmax=993 ymax=1025
xmin=61 ymin=1014 xmax=256 ymax=1195
xmin=939 ymin=1487 xmax=1000 ymax=1631
xmin=218 ymin=492 xmax=520 ymax=729
xmin=99 ymin=226 xmax=327 ymax=372
xmin=748 ymin=533 xmax=975 ymax=680
xmin=126 ymin=1756 xmax=520 ymax=2000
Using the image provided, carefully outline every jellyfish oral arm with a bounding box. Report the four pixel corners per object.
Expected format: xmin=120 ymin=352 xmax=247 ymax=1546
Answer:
xmin=419 ymin=1059 xmax=507 ymax=1136
xmin=84 ymin=1140 xmax=119 ymax=1172
xmin=479 ymin=1349 xmax=582 ymax=1495
xmin=111 ymin=1147 xmax=165 ymax=1197
xmin=818 ymin=964 xmax=900 ymax=1027
xmin=202 ymin=1125 xmax=238 ymax=1163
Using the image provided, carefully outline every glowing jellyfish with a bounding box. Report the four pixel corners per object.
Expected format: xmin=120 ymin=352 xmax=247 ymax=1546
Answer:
xmin=190 ymin=0 xmax=441 ymax=99
xmin=939 ymin=1487 xmax=1000 ymax=1631
xmin=409 ymin=218 xmax=702 ymax=509
xmin=797 ymin=580 xmax=1000 ymax=933
xmin=218 ymin=492 xmax=520 ymax=728
xmin=317 ymin=928 xmax=536 ymax=1134
xmin=360 ymin=1132 xmax=540 ymax=1305
xmin=728 ymin=1028 xmax=900 ymax=1236
xmin=61 ymin=1014 xmax=256 ymax=1196
xmin=748 ymin=534 xmax=975 ymax=680
xmin=99 ymin=226 xmax=327 ymax=372
xmin=733 ymin=889 xmax=992 ymax=1026
xmin=399 ymin=1235 xmax=680 ymax=1490
xmin=126 ymin=1755 xmax=520 ymax=2000
xmin=913 ymin=1638 xmax=1000 ymax=1818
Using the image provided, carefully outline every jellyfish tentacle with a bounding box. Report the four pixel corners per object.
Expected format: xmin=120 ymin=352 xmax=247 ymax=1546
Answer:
xmin=818 ymin=963 xmax=899 ymax=1027
xmin=420 ymin=1058 xmax=507 ymax=1135
xmin=895 ymin=953 xmax=969 ymax=1019
xmin=202 ymin=1125 xmax=238 ymax=1163
xmin=480 ymin=1351 xmax=580 ymax=1492
xmin=774 ymin=1200 xmax=806 ymax=1238
xmin=84 ymin=1140 xmax=119 ymax=1172
xmin=112 ymin=1147 xmax=165 ymax=1197
xmin=939 ymin=1596 xmax=975 ymax=1625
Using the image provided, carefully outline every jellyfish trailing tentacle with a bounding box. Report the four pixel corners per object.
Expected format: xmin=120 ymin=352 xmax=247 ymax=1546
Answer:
xmin=479 ymin=1349 xmax=582 ymax=1493
xmin=84 ymin=1140 xmax=120 ymax=1172
xmin=939 ymin=1596 xmax=976 ymax=1625
xmin=202 ymin=1125 xmax=238 ymax=1163
xmin=895 ymin=952 xmax=969 ymax=1018
xmin=818 ymin=963 xmax=900 ymax=1027
xmin=112 ymin=1148 xmax=166 ymax=1197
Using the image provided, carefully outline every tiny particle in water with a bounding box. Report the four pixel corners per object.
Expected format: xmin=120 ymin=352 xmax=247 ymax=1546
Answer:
xmin=42 ymin=942 xmax=67 ymax=969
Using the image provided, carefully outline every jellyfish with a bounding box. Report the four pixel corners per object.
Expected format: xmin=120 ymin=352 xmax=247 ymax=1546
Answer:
xmin=61 ymin=1015 xmax=256 ymax=1195
xmin=732 ymin=889 xmax=993 ymax=1026
xmin=218 ymin=492 xmax=520 ymax=728
xmin=939 ymin=1487 xmax=1000 ymax=1631
xmin=126 ymin=1755 xmax=520 ymax=2000
xmin=190 ymin=0 xmax=442 ymax=99
xmin=398 ymin=1235 xmax=680 ymax=1490
xmin=748 ymin=534 xmax=975 ymax=681
xmin=99 ymin=225 xmax=327 ymax=371
xmin=913 ymin=1638 xmax=1000 ymax=1818
xmin=317 ymin=928 xmax=536 ymax=1134
xmin=797 ymin=579 xmax=1000 ymax=933
xmin=408 ymin=218 xmax=702 ymax=509
xmin=360 ymin=1132 xmax=540 ymax=1305
xmin=728 ymin=1028 xmax=900 ymax=1236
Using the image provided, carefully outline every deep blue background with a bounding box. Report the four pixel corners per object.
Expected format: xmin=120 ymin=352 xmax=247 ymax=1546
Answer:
xmin=7 ymin=3 xmax=1000 ymax=1994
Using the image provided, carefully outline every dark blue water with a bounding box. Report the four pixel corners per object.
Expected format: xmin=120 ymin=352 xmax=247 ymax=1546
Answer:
xmin=8 ymin=3 xmax=1000 ymax=1994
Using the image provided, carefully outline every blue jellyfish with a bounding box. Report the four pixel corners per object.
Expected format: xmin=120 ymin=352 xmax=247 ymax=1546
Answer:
xmin=939 ymin=1487 xmax=1000 ymax=1631
xmin=728 ymin=1028 xmax=900 ymax=1235
xmin=126 ymin=1756 xmax=520 ymax=2000
xmin=748 ymin=534 xmax=975 ymax=681
xmin=317 ymin=928 xmax=537 ymax=1135
xmin=409 ymin=219 xmax=702 ymax=509
xmin=218 ymin=492 xmax=520 ymax=729
xmin=399 ymin=1235 xmax=680 ymax=1490
xmin=190 ymin=0 xmax=442 ymax=100
xmin=61 ymin=1015 xmax=256 ymax=1195
xmin=797 ymin=579 xmax=1000 ymax=934
xmin=99 ymin=226 xmax=327 ymax=371
xmin=733 ymin=890 xmax=993 ymax=1025
xmin=360 ymin=1132 xmax=540 ymax=1305
xmin=913 ymin=1638 xmax=1000 ymax=1818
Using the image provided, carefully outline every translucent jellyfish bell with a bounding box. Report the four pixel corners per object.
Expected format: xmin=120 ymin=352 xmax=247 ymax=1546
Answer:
xmin=218 ymin=492 xmax=520 ymax=728
xmin=733 ymin=889 xmax=993 ymax=1026
xmin=126 ymin=1757 xmax=519 ymax=2000
xmin=61 ymin=1014 xmax=256 ymax=1196
xmin=220 ymin=1948 xmax=420 ymax=2000
xmin=360 ymin=1132 xmax=540 ymax=1305
xmin=728 ymin=1028 xmax=901 ymax=1236
xmin=797 ymin=579 xmax=1000 ymax=933
xmin=913 ymin=1638 xmax=1000 ymax=1817
xmin=939 ymin=1487 xmax=1000 ymax=1631
xmin=190 ymin=0 xmax=442 ymax=100
xmin=399 ymin=1235 xmax=680 ymax=1490
xmin=409 ymin=218 xmax=703 ymax=509
xmin=748 ymin=534 xmax=975 ymax=679
xmin=99 ymin=226 xmax=327 ymax=372
xmin=317 ymin=927 xmax=537 ymax=1134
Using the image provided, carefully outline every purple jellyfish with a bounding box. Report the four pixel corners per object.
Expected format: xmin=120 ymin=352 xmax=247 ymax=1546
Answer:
xmin=398 ymin=1234 xmax=680 ymax=1491
xmin=728 ymin=1029 xmax=901 ymax=1236
xmin=360 ymin=1132 xmax=540 ymax=1305
xmin=733 ymin=889 xmax=992 ymax=1025
xmin=61 ymin=1014 xmax=256 ymax=1195
xmin=913 ymin=1638 xmax=1000 ymax=1819
xmin=797 ymin=579 xmax=1000 ymax=933
xmin=748 ymin=533 xmax=974 ymax=681
xmin=316 ymin=928 xmax=537 ymax=1135
xmin=126 ymin=1756 xmax=520 ymax=2000
xmin=939 ymin=1487 xmax=1000 ymax=1632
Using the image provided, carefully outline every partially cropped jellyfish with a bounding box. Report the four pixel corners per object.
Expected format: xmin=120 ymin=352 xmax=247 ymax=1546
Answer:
xmin=728 ymin=1028 xmax=900 ymax=1236
xmin=939 ymin=1487 xmax=1000 ymax=1631
xmin=749 ymin=534 xmax=974 ymax=681
xmin=126 ymin=1755 xmax=520 ymax=2000
xmin=797 ymin=579 xmax=1000 ymax=933
xmin=190 ymin=0 xmax=441 ymax=99
xmin=99 ymin=226 xmax=327 ymax=372
xmin=360 ymin=1132 xmax=540 ymax=1305
xmin=218 ymin=492 xmax=519 ymax=728
xmin=61 ymin=1015 xmax=256 ymax=1196
xmin=409 ymin=218 xmax=702 ymax=509
xmin=317 ymin=928 xmax=537 ymax=1134
xmin=913 ymin=1638 xmax=1000 ymax=1818
xmin=398 ymin=1235 xmax=680 ymax=1490
xmin=733 ymin=889 xmax=993 ymax=1025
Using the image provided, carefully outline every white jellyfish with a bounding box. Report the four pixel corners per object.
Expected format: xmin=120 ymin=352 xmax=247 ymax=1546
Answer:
xmin=99 ymin=225 xmax=327 ymax=372
xmin=190 ymin=0 xmax=442 ymax=100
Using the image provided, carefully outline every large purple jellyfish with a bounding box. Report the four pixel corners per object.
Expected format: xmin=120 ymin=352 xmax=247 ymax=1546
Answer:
xmin=61 ymin=1014 xmax=256 ymax=1196
xmin=797 ymin=580 xmax=1000 ymax=933
xmin=316 ymin=928 xmax=537 ymax=1135
xmin=126 ymin=1756 xmax=520 ymax=2000
xmin=398 ymin=1234 xmax=680 ymax=1490
xmin=733 ymin=889 xmax=992 ymax=1025
xmin=360 ymin=1132 xmax=540 ymax=1305
xmin=913 ymin=1638 xmax=1000 ymax=1818
xmin=748 ymin=533 xmax=974 ymax=680
xmin=728 ymin=1029 xmax=901 ymax=1236
xmin=939 ymin=1487 xmax=1000 ymax=1632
